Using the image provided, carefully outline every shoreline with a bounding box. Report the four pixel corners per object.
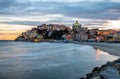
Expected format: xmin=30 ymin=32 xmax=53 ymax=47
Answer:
xmin=2 ymin=40 xmax=120 ymax=79
xmin=76 ymin=42 xmax=120 ymax=79
xmin=76 ymin=42 xmax=120 ymax=57
xmin=14 ymin=40 xmax=120 ymax=57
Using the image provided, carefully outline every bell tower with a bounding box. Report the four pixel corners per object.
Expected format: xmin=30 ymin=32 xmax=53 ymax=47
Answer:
xmin=73 ymin=21 xmax=81 ymax=32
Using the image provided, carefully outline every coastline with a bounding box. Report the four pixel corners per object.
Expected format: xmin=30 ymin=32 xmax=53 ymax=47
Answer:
xmin=77 ymin=42 xmax=120 ymax=79
xmin=2 ymin=40 xmax=120 ymax=79
xmin=15 ymin=40 xmax=120 ymax=57
xmin=77 ymin=42 xmax=120 ymax=57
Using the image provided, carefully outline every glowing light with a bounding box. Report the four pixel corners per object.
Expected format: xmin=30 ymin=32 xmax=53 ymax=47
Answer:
xmin=96 ymin=48 xmax=101 ymax=61
xmin=109 ymin=20 xmax=120 ymax=30
xmin=0 ymin=24 xmax=35 ymax=40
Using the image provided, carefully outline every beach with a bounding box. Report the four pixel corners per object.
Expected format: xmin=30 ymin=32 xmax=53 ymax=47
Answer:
xmin=77 ymin=42 xmax=120 ymax=79
xmin=78 ymin=42 xmax=120 ymax=57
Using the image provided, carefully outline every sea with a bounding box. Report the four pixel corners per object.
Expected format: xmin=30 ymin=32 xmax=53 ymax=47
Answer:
xmin=0 ymin=41 xmax=119 ymax=79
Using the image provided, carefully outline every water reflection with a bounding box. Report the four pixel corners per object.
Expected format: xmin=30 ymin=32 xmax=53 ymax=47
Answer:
xmin=0 ymin=42 xmax=119 ymax=79
xmin=96 ymin=48 xmax=101 ymax=61
xmin=96 ymin=48 xmax=119 ymax=62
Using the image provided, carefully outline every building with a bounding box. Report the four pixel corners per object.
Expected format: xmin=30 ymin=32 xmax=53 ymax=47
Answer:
xmin=106 ymin=31 xmax=120 ymax=42
xmin=116 ymin=32 xmax=120 ymax=41
xmin=72 ymin=21 xmax=88 ymax=41
xmin=87 ymin=29 xmax=98 ymax=41
xmin=97 ymin=29 xmax=116 ymax=41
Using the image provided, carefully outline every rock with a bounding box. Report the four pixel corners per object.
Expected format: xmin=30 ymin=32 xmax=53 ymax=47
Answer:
xmin=91 ymin=67 xmax=100 ymax=78
xmin=86 ymin=73 xmax=92 ymax=79
xmin=100 ymin=66 xmax=112 ymax=72
xmin=106 ymin=61 xmax=114 ymax=66
xmin=114 ymin=63 xmax=120 ymax=71
xmin=91 ymin=76 xmax=101 ymax=79
xmin=92 ymin=67 xmax=100 ymax=72
xmin=100 ymin=67 xmax=120 ymax=79
xmin=80 ymin=77 xmax=85 ymax=79
xmin=80 ymin=59 xmax=120 ymax=79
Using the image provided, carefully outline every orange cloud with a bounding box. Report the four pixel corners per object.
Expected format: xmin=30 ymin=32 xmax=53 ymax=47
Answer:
xmin=0 ymin=31 xmax=23 ymax=40
xmin=0 ymin=24 xmax=35 ymax=40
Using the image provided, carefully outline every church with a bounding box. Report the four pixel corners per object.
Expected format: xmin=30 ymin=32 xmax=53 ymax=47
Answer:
xmin=72 ymin=21 xmax=88 ymax=41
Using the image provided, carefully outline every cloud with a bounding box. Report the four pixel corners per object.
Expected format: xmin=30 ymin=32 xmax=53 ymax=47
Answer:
xmin=0 ymin=0 xmax=120 ymax=28
xmin=0 ymin=33 xmax=19 ymax=35
xmin=1 ymin=21 xmax=41 ymax=26
xmin=0 ymin=0 xmax=31 ymax=15
xmin=0 ymin=0 xmax=120 ymax=19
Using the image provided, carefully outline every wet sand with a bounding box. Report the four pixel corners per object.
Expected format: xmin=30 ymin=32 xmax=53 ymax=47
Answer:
xmin=78 ymin=42 xmax=120 ymax=57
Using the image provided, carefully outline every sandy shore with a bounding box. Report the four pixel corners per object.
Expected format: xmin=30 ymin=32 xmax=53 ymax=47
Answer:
xmin=76 ymin=42 xmax=120 ymax=57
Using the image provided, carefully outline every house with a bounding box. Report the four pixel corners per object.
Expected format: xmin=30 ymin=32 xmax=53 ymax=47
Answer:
xmin=105 ymin=33 xmax=117 ymax=42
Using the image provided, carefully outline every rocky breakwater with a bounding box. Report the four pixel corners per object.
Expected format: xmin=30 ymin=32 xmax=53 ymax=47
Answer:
xmin=80 ymin=58 xmax=120 ymax=79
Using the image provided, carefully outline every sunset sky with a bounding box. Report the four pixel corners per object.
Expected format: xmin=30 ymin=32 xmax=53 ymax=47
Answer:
xmin=0 ymin=0 xmax=120 ymax=40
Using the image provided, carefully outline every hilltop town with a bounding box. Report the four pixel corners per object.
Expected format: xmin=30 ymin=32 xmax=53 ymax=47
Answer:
xmin=15 ymin=21 xmax=120 ymax=43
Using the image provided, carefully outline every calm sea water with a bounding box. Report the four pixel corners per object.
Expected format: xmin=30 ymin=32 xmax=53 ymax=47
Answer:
xmin=0 ymin=42 xmax=119 ymax=79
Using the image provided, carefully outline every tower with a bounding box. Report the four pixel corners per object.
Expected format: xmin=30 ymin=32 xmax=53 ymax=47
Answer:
xmin=73 ymin=21 xmax=81 ymax=33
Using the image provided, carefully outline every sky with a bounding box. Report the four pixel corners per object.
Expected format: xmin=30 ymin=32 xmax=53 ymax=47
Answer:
xmin=0 ymin=0 xmax=120 ymax=40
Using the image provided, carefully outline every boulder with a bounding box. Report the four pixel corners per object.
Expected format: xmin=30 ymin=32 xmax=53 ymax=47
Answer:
xmin=100 ymin=67 xmax=120 ymax=79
